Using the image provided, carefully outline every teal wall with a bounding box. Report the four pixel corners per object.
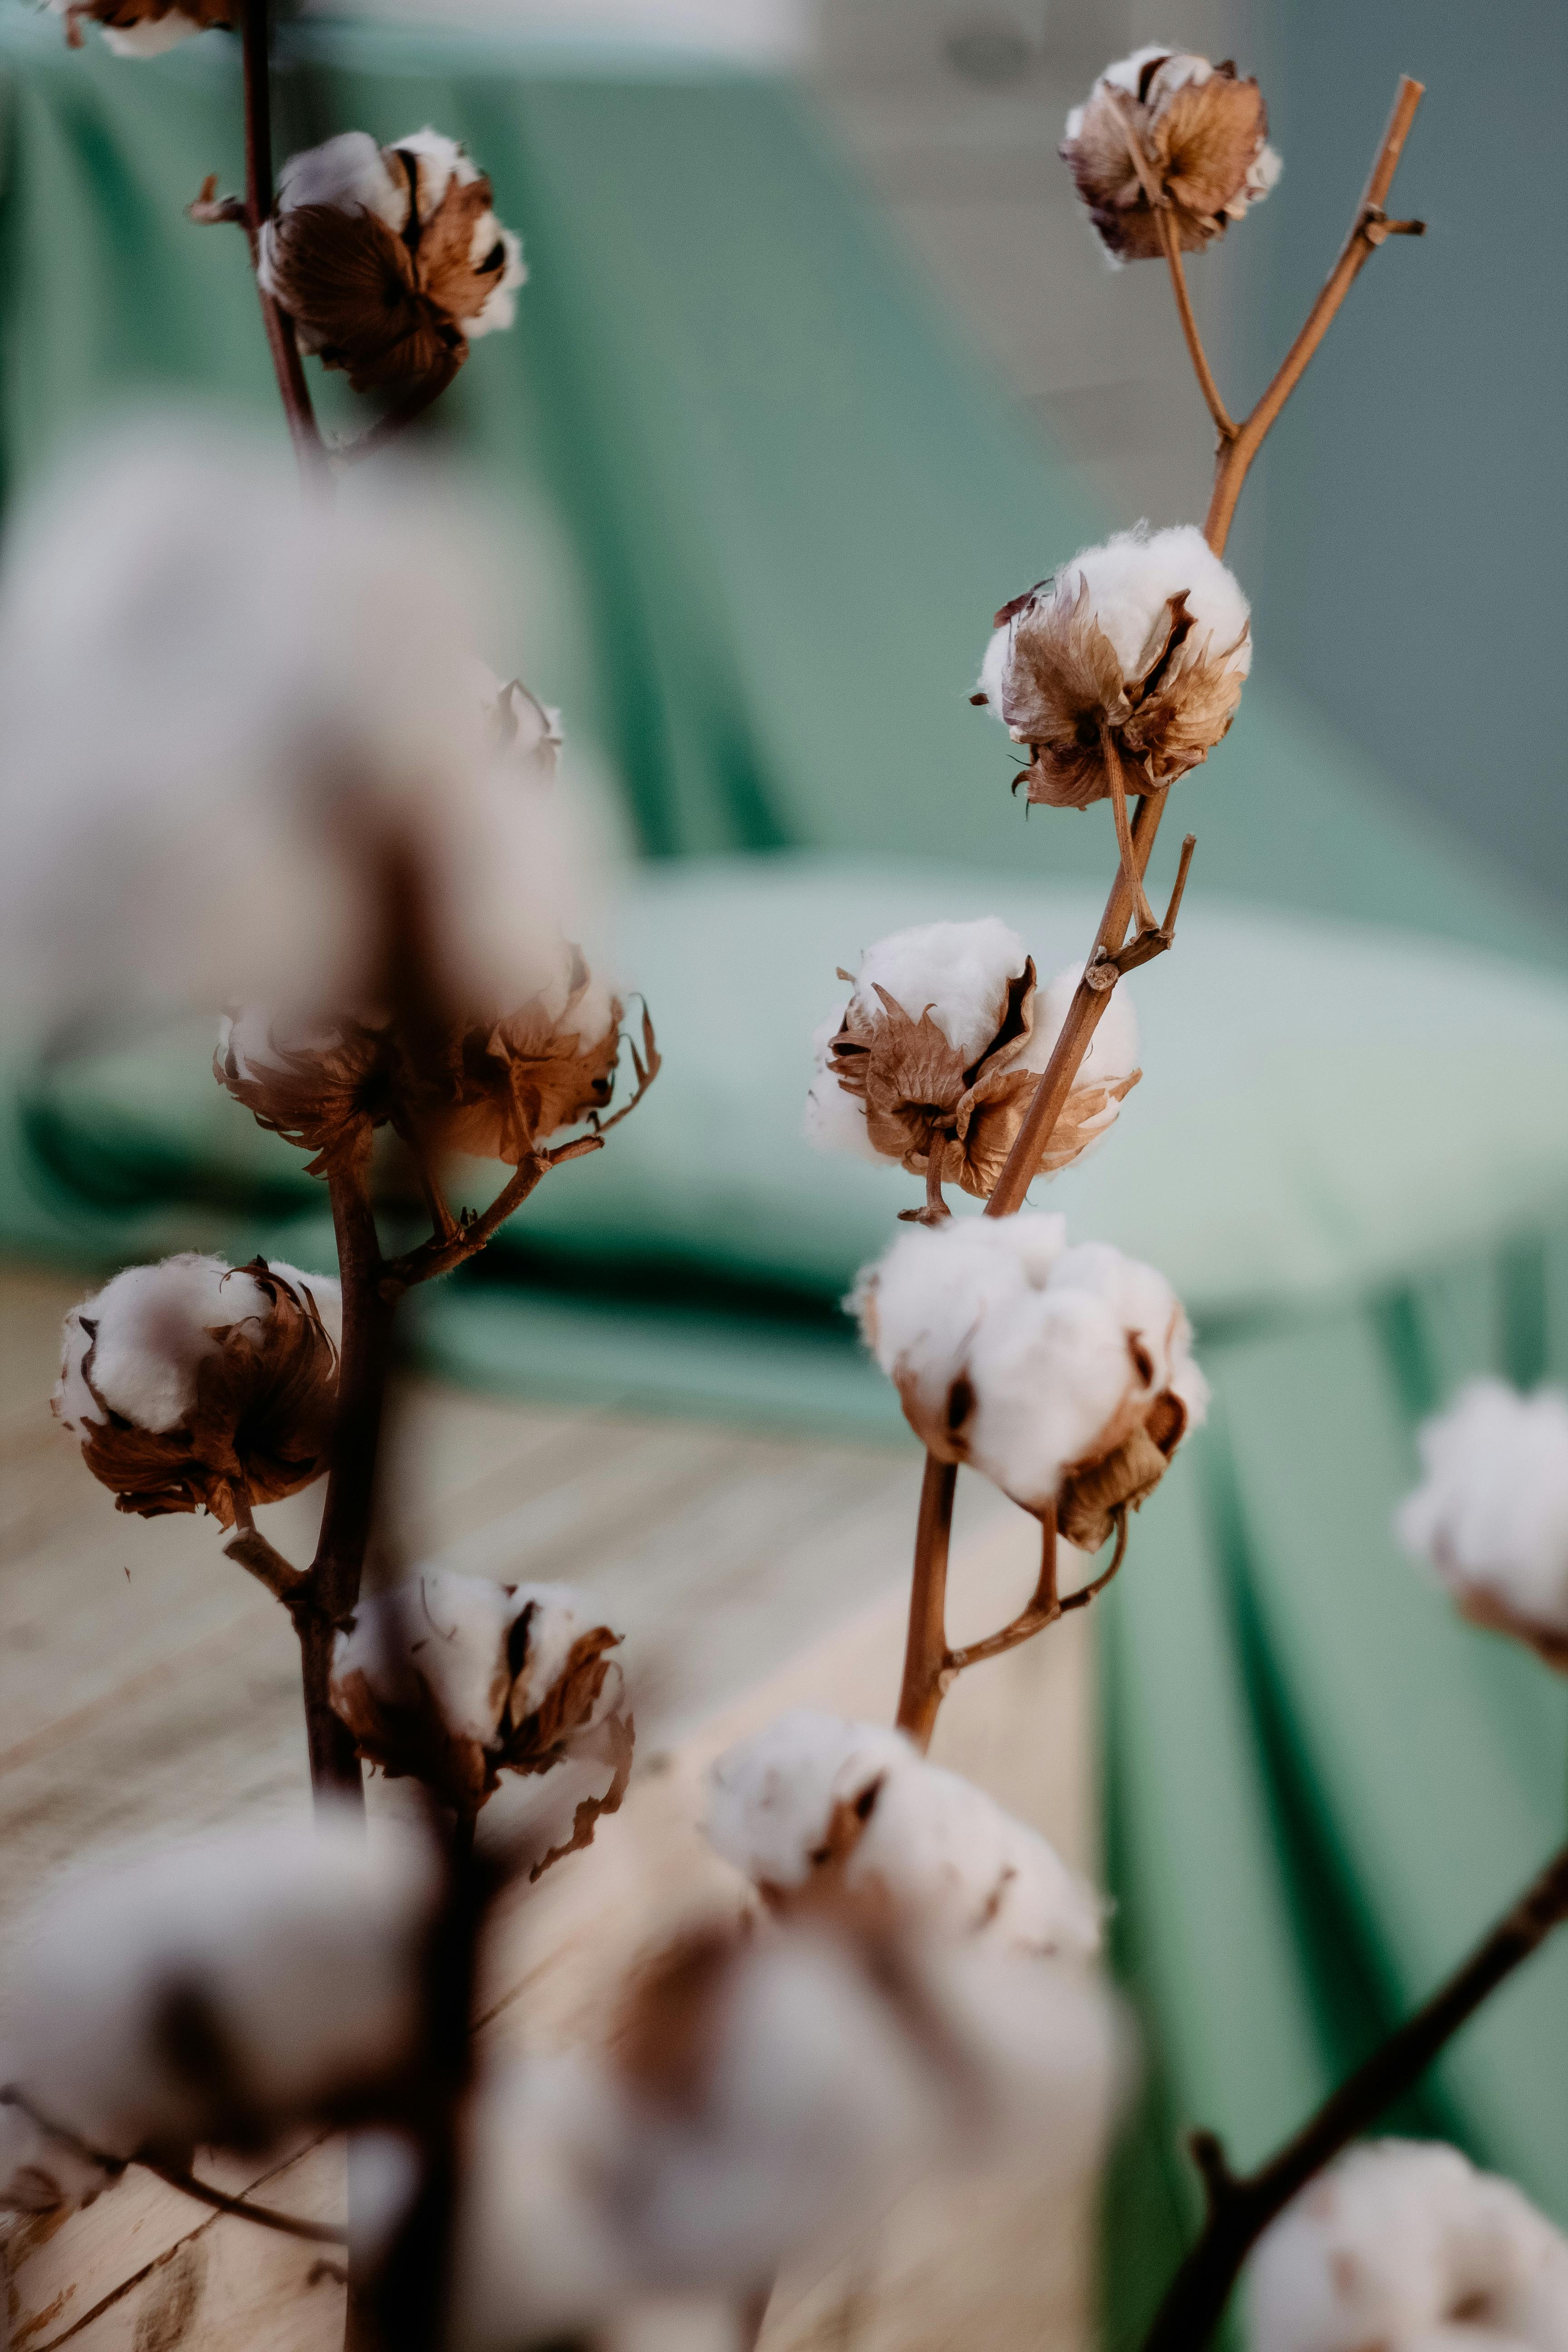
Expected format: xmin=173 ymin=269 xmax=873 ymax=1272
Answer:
xmin=1229 ymin=0 xmax=1568 ymax=910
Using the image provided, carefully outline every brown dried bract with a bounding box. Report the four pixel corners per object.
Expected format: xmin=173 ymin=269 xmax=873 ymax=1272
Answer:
xmin=265 ymin=148 xmax=509 ymax=399
xmin=999 ymin=581 xmax=1245 ymax=808
xmin=414 ymin=955 xmax=624 ymax=1166
xmin=828 ymin=960 xmax=1138 ymax=1198
xmin=1063 ymin=57 xmax=1272 ymax=261
xmin=1056 ymin=1359 xmax=1190 ymax=1552
xmin=65 ymin=1262 xmax=338 ymax=1527
xmin=613 ymin=1923 xmax=738 ymax=2115
xmin=59 ymin=0 xmax=232 ymax=46
xmin=1453 ymin=1585 xmax=1568 ymax=1678
xmin=827 ymin=963 xmax=1035 ymax=1201
xmin=215 ymin=1020 xmax=389 ymax=1178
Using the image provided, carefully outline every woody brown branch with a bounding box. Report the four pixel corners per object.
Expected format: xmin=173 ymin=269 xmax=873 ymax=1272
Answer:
xmin=1139 ymin=1841 xmax=1568 ymax=2352
xmin=240 ymin=0 xmax=328 ymax=480
xmin=894 ymin=75 xmax=1427 ymax=1754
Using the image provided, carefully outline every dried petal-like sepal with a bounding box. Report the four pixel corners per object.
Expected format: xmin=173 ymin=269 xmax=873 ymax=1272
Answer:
xmin=1062 ymin=49 xmax=1279 ymax=262
xmin=54 ymin=1255 xmax=341 ymax=1526
xmin=216 ymin=1012 xmax=389 ymax=1176
xmin=414 ymin=950 xmax=625 ymax=1166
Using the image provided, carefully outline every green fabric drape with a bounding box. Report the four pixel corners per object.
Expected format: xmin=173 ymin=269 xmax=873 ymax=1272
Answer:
xmin=3 ymin=20 xmax=1565 ymax=2345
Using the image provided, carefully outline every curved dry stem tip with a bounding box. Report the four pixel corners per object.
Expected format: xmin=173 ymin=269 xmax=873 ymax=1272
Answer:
xmin=1060 ymin=1507 xmax=1131 ymax=1612
xmin=1101 ymin=729 xmax=1160 ymax=936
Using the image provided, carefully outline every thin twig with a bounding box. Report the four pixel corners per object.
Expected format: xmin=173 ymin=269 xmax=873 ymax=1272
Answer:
xmin=1107 ymin=90 xmax=1235 ymax=442
xmin=1205 ymin=77 xmax=1425 ymax=553
xmin=1140 ymin=1842 xmax=1568 ymax=2352
xmin=1102 ymin=726 xmax=1160 ymax=935
xmin=1155 ymin=208 xmax=1236 ymax=441
xmin=1057 ymin=1506 xmax=1130 ymax=1613
xmin=142 ymin=2161 xmax=348 ymax=2246
xmin=380 ymin=1144 xmax=580 ymax=1299
xmin=894 ymin=1458 xmax=959 ymax=1750
xmin=225 ymin=1491 xmax=309 ymax=1609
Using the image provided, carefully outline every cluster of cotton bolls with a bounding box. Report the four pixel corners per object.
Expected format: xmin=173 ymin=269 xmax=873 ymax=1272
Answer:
xmin=329 ymin=1568 xmax=634 ymax=1846
xmin=1248 ymin=2141 xmax=1568 ymax=2352
xmin=854 ymin=1212 xmax=1207 ymax=1551
xmin=52 ymin=1252 xmax=342 ymax=1528
xmin=975 ymin=524 xmax=1251 ymax=812
xmin=805 ymin=916 xmax=1141 ymax=1204
xmin=0 ymin=1749 xmax=1123 ymax=2350
xmin=1396 ymin=1381 xmax=1568 ymax=1672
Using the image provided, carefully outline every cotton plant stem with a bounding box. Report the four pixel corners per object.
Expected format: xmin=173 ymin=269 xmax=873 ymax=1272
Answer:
xmin=1140 ymin=1841 xmax=1568 ymax=2352
xmin=1204 ymin=75 xmax=1425 ymax=555
xmin=893 ymin=80 xmax=1427 ymax=1754
xmin=241 ymin=0 xmax=327 ymax=480
xmin=292 ymin=1147 xmax=393 ymax=1808
xmin=142 ymin=2161 xmax=348 ymax=2246
xmin=1155 ymin=208 xmax=1236 ymax=442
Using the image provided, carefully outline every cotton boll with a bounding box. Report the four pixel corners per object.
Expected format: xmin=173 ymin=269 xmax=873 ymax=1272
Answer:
xmin=851 ymin=1212 xmax=1068 ymax=1426
xmin=2 ymin=1816 xmax=436 ymax=2172
xmin=330 ymin=1570 xmax=629 ymax=1818
xmin=450 ymin=1917 xmax=1119 ymax=2346
xmin=1246 ymin=2141 xmax=1568 ymax=2352
xmin=1062 ymin=48 xmax=1277 ymax=263
xmin=703 ymin=1710 xmax=1102 ymax=1958
xmin=1397 ymin=1382 xmax=1568 ymax=1646
xmin=259 ymin=127 xmax=524 ymax=400
xmin=980 ymin=525 xmax=1250 ymax=813
xmin=855 ymin=1221 xmax=1203 ymax=1542
xmin=52 ymin=1252 xmax=342 ymax=1528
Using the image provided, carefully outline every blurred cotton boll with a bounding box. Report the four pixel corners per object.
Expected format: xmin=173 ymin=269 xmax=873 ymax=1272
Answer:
xmin=0 ymin=420 xmax=589 ymax=1039
xmin=448 ymin=1915 xmax=1122 ymax=2349
xmin=1247 ymin=2140 xmax=1568 ymax=2352
xmin=0 ymin=1811 xmax=436 ymax=2206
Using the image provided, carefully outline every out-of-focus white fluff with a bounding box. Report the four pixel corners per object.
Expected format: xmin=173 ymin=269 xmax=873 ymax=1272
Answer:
xmin=978 ymin=525 xmax=1251 ymax=724
xmin=52 ymin=1253 xmax=342 ymax=1437
xmin=1396 ymin=1382 xmax=1568 ymax=1636
xmin=102 ymin=11 xmax=203 ymax=53
xmin=332 ymin=1570 xmax=622 ymax=1751
xmin=0 ymin=424 xmax=589 ymax=1031
xmin=1246 ymin=2141 xmax=1568 ymax=2352
xmin=448 ymin=1925 xmax=1120 ymax=2348
xmin=855 ymin=1220 xmax=1206 ymax=1513
xmin=0 ymin=1813 xmax=436 ymax=2179
xmin=703 ymin=1710 xmax=1102 ymax=1957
